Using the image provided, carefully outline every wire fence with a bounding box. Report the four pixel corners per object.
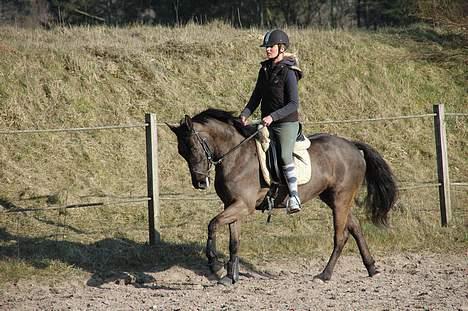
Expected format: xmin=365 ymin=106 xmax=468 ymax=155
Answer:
xmin=0 ymin=113 xmax=462 ymax=135
xmin=0 ymin=122 xmax=150 ymax=219
xmin=0 ymin=108 xmax=466 ymax=228
xmin=302 ymin=113 xmax=436 ymax=124
xmin=0 ymin=124 xmax=147 ymax=135
xmin=1 ymin=198 xmax=150 ymax=214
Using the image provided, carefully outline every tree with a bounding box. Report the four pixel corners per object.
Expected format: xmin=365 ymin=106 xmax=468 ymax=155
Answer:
xmin=1 ymin=0 xmax=465 ymax=29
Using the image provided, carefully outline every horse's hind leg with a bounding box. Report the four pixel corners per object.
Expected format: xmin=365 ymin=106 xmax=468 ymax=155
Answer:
xmin=347 ymin=213 xmax=379 ymax=277
xmin=315 ymin=191 xmax=352 ymax=282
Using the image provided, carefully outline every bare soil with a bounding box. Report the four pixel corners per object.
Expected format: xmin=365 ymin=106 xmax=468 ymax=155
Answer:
xmin=1 ymin=253 xmax=466 ymax=310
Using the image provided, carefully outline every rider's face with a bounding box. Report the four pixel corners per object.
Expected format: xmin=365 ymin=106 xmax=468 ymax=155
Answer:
xmin=265 ymin=44 xmax=280 ymax=59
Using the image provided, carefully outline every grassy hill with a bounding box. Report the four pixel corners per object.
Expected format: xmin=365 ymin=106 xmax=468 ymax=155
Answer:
xmin=0 ymin=23 xmax=466 ymax=283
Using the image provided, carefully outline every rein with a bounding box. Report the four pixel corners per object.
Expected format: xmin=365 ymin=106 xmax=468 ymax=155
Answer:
xmin=191 ymin=125 xmax=262 ymax=176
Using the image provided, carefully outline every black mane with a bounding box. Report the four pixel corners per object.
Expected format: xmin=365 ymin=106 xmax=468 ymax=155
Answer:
xmin=192 ymin=108 xmax=237 ymax=124
xmin=191 ymin=108 xmax=257 ymax=137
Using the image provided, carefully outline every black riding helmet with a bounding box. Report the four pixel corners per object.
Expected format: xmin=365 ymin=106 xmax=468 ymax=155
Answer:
xmin=260 ymin=29 xmax=289 ymax=49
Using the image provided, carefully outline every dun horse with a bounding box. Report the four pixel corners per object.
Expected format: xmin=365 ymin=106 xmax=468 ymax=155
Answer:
xmin=168 ymin=108 xmax=398 ymax=286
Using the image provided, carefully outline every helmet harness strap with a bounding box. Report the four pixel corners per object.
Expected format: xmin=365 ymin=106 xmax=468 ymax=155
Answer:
xmin=270 ymin=43 xmax=285 ymax=62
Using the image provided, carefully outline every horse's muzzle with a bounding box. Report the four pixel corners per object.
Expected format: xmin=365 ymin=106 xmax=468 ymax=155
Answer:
xmin=194 ymin=177 xmax=210 ymax=190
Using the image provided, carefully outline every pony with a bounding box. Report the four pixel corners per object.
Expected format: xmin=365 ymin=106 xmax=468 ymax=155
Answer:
xmin=168 ymin=108 xmax=397 ymax=286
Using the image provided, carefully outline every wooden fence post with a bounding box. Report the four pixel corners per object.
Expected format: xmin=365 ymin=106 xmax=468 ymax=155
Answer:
xmin=145 ymin=113 xmax=160 ymax=244
xmin=433 ymin=104 xmax=451 ymax=226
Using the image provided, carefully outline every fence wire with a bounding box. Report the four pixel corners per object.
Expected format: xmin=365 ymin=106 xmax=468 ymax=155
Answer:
xmin=0 ymin=198 xmax=150 ymax=214
xmin=0 ymin=108 xmax=465 ymax=220
xmin=303 ymin=113 xmax=436 ymax=125
xmin=0 ymin=124 xmax=147 ymax=135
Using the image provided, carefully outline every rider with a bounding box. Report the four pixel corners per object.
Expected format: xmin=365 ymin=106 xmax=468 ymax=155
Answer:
xmin=239 ymin=29 xmax=303 ymax=214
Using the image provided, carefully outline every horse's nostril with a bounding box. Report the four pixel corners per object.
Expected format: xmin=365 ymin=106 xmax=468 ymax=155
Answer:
xmin=197 ymin=177 xmax=210 ymax=189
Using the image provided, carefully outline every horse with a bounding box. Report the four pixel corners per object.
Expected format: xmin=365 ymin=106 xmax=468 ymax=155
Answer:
xmin=168 ymin=108 xmax=398 ymax=286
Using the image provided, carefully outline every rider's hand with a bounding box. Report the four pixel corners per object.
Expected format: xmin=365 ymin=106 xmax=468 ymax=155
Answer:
xmin=240 ymin=116 xmax=248 ymax=126
xmin=262 ymin=115 xmax=273 ymax=127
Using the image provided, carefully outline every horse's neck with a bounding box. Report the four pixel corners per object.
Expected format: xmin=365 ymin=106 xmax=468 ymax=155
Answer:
xmin=210 ymin=126 xmax=244 ymax=158
xmin=211 ymin=126 xmax=259 ymax=199
xmin=210 ymin=125 xmax=255 ymax=168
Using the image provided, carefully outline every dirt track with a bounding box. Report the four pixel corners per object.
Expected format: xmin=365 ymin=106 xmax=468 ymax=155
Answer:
xmin=1 ymin=253 xmax=466 ymax=310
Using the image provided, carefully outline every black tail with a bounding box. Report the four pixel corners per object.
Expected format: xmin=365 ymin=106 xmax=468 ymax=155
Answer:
xmin=353 ymin=141 xmax=398 ymax=227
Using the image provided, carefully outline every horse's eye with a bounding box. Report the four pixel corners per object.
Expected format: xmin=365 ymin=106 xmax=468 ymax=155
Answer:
xmin=178 ymin=141 xmax=189 ymax=156
xmin=178 ymin=137 xmax=198 ymax=159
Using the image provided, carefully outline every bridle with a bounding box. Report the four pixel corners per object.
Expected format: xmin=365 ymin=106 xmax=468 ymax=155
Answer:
xmin=190 ymin=129 xmax=218 ymax=177
xmin=189 ymin=125 xmax=262 ymax=178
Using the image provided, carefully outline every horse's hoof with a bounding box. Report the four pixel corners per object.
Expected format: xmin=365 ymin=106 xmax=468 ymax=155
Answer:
xmin=369 ymin=270 xmax=381 ymax=277
xmin=209 ymin=262 xmax=225 ymax=278
xmin=218 ymin=276 xmax=235 ymax=286
xmin=312 ymin=277 xmax=325 ymax=284
xmin=313 ymin=273 xmax=330 ymax=283
xmin=367 ymin=264 xmax=380 ymax=277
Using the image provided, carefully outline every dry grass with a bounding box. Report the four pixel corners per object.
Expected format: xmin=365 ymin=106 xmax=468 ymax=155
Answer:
xmin=0 ymin=22 xmax=466 ymax=284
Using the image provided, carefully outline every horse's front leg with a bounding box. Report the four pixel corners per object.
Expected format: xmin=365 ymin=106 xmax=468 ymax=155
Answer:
xmin=218 ymin=221 xmax=241 ymax=286
xmin=206 ymin=219 xmax=223 ymax=277
xmin=206 ymin=201 xmax=249 ymax=284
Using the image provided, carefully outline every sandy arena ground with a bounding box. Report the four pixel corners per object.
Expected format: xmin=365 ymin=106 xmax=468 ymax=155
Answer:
xmin=1 ymin=253 xmax=467 ymax=310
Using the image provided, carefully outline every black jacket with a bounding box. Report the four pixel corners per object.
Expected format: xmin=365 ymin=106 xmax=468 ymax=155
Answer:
xmin=241 ymin=57 xmax=302 ymax=123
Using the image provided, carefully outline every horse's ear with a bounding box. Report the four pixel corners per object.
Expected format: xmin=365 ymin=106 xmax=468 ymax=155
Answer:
xmin=184 ymin=115 xmax=193 ymax=131
xmin=166 ymin=122 xmax=179 ymax=135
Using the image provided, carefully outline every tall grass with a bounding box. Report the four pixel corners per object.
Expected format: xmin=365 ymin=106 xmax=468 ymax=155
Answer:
xmin=0 ymin=22 xmax=466 ymax=284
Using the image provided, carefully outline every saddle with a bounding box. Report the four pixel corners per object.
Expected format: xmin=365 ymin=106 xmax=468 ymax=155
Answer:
xmin=255 ymin=125 xmax=311 ymax=221
xmin=255 ymin=124 xmax=312 ymax=186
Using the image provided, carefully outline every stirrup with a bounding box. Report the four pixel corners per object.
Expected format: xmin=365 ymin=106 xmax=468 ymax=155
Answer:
xmin=286 ymin=195 xmax=301 ymax=214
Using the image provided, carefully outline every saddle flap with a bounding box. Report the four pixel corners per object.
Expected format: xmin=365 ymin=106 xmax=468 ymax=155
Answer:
xmin=266 ymin=139 xmax=284 ymax=184
xmin=255 ymin=125 xmax=312 ymax=186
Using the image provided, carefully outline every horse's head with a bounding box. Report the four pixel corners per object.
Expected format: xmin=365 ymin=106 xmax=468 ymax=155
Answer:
xmin=168 ymin=115 xmax=213 ymax=190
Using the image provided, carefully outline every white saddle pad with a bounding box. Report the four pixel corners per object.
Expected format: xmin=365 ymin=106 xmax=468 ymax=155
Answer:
xmin=255 ymin=126 xmax=311 ymax=186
